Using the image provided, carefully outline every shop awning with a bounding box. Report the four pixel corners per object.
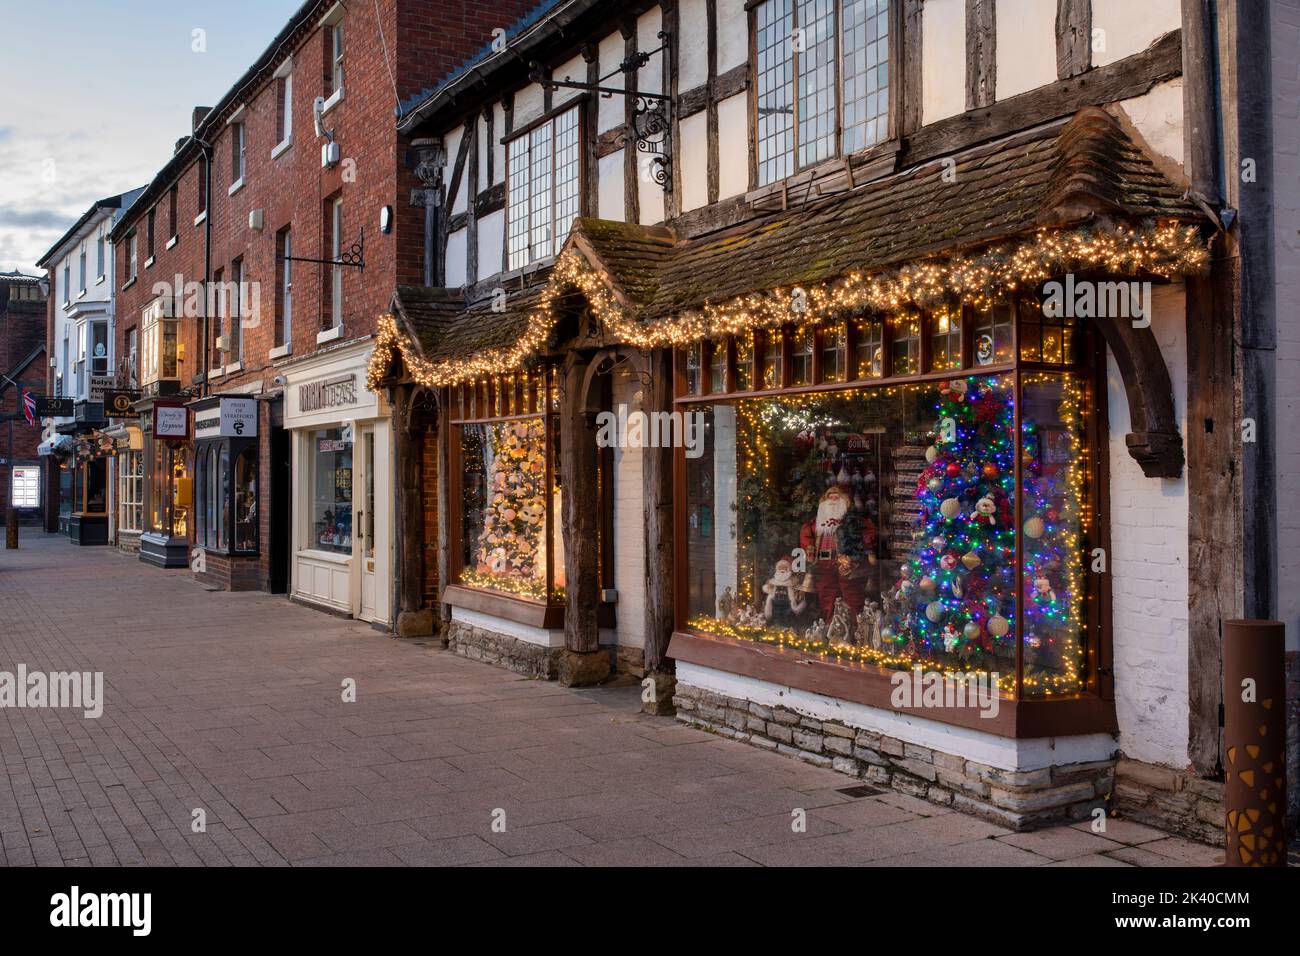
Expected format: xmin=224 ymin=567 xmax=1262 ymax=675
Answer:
xmin=38 ymin=434 xmax=75 ymax=457
xmin=371 ymin=106 xmax=1208 ymax=392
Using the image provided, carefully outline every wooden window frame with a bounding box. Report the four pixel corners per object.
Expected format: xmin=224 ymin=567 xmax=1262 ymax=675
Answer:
xmin=503 ymin=98 xmax=586 ymax=272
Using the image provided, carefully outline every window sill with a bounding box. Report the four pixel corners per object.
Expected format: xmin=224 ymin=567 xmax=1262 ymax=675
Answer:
xmin=194 ymin=210 xmax=208 ymax=226
xmin=271 ymin=137 xmax=293 ymax=160
xmin=121 ymin=278 xmax=136 ymax=291
xmin=165 ymin=236 xmax=178 ymax=250
xmin=77 ymin=289 xmax=87 ymax=300
xmin=268 ymin=343 xmax=292 ymax=361
xmin=666 ymin=630 xmax=1119 ymax=739
xmin=321 ymin=86 xmax=344 ymax=116
xmin=316 ymin=325 xmax=343 ymax=345
xmin=443 ymin=583 xmax=565 ymax=630
xmin=144 ymin=256 xmax=155 ymax=270
xmin=228 ymin=178 xmax=245 ymax=197
xmin=209 ymin=366 xmax=225 ymax=380
xmin=95 ymin=274 xmax=105 ymax=286
xmin=224 ymin=361 xmax=243 ymax=374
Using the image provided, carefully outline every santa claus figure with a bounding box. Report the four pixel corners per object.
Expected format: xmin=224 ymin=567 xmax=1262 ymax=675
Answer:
xmin=799 ymin=483 xmax=878 ymax=621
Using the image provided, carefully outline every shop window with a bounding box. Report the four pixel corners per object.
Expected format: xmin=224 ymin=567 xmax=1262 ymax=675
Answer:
xmin=972 ymin=303 xmax=1014 ymax=367
xmin=310 ymin=428 xmax=353 ymax=555
xmin=453 ymin=369 xmax=564 ymax=603
xmin=74 ymin=458 xmax=107 ymax=515
xmin=890 ymin=314 xmax=920 ymax=375
xmin=734 ymin=334 xmax=754 ymax=392
xmin=821 ymin=324 xmax=847 ymax=383
xmin=754 ymin=0 xmax=893 ymax=186
xmin=790 ymin=327 xmax=814 ymax=386
xmin=90 ymin=321 xmax=109 ymax=375
xmin=684 ymin=342 xmax=702 ymax=395
xmin=1019 ymin=296 xmax=1079 ymax=366
xmin=854 ymin=317 xmax=883 ymax=378
xmin=682 ymin=372 xmax=1096 ymax=700
xmin=761 ymin=330 xmax=783 ymax=389
xmin=118 ymin=451 xmax=143 ymax=532
xmin=148 ymin=438 xmax=190 ymax=538
xmin=929 ymin=308 xmax=961 ymax=371
xmin=506 ymin=106 xmax=581 ymax=270
xmin=709 ymin=342 xmax=727 ymax=394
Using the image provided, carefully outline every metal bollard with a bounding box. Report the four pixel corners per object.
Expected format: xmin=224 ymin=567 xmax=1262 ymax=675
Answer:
xmin=1222 ymin=619 xmax=1287 ymax=866
xmin=5 ymin=506 xmax=16 ymax=549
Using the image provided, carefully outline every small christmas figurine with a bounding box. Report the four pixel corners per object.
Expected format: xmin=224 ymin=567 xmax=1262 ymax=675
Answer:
xmin=855 ymin=599 xmax=882 ymax=648
xmin=826 ymin=597 xmax=854 ymax=645
xmin=805 ymin=618 xmax=827 ymax=644
xmin=718 ymin=586 xmax=736 ymax=621
xmin=971 ymin=496 xmax=998 ymax=526
xmin=762 ymin=555 xmax=808 ymax=626
xmin=942 ymin=623 xmax=961 ymax=654
xmin=1032 ymin=575 xmax=1057 ymax=603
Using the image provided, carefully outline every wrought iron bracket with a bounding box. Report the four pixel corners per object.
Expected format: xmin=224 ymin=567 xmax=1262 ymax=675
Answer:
xmin=529 ymin=31 xmax=672 ymax=192
xmin=282 ymin=227 xmax=365 ymax=272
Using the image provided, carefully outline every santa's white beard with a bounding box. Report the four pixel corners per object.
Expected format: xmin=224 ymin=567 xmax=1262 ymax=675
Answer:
xmin=816 ymin=494 xmax=849 ymax=535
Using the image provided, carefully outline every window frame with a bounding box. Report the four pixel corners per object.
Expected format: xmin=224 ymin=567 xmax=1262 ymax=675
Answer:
xmin=749 ymin=0 xmax=900 ymax=188
xmin=503 ymin=100 xmax=585 ymax=272
xmin=669 ymin=290 xmax=1112 ymax=736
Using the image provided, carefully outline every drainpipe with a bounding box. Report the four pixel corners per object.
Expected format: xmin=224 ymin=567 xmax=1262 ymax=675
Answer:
xmin=195 ymin=139 xmax=214 ymax=396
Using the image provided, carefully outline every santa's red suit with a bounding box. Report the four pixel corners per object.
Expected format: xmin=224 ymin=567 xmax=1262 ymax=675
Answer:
xmin=799 ymin=485 xmax=878 ymax=622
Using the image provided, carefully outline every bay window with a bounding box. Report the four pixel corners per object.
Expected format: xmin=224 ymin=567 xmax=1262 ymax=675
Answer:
xmin=140 ymin=297 xmax=180 ymax=386
xmin=119 ymin=450 xmax=144 ymax=532
xmin=677 ymin=293 xmax=1103 ymax=706
xmin=755 ymin=0 xmax=893 ymax=186
xmin=506 ymin=106 xmax=581 ymax=270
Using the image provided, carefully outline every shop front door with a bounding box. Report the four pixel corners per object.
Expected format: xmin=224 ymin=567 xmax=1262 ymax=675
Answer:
xmin=354 ymin=423 xmax=388 ymax=624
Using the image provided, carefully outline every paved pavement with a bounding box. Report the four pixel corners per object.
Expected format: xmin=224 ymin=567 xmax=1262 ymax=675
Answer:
xmin=0 ymin=531 xmax=1222 ymax=867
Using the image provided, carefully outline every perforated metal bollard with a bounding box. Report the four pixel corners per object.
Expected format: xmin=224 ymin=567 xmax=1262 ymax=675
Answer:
xmin=1222 ymin=619 xmax=1287 ymax=866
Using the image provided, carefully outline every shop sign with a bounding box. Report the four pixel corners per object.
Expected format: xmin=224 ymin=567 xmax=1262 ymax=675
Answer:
xmin=299 ymin=374 xmax=358 ymax=414
xmin=153 ymin=403 xmax=190 ymax=440
xmin=35 ymin=397 xmax=74 ymax=417
xmin=194 ymin=397 xmax=258 ymax=440
xmin=103 ymin=389 xmax=139 ymax=419
xmin=88 ymin=375 xmax=115 ymax=402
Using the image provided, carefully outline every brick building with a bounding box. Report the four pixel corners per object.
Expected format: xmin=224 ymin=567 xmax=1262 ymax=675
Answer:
xmin=107 ymin=0 xmax=538 ymax=618
xmin=0 ymin=271 xmax=48 ymax=526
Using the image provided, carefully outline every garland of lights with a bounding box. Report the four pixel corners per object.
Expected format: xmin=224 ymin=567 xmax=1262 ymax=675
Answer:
xmin=369 ymin=221 xmax=1208 ymax=390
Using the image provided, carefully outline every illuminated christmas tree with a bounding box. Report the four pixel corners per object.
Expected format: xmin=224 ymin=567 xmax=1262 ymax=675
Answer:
xmin=475 ymin=418 xmax=550 ymax=596
xmin=885 ymin=376 xmax=1018 ymax=676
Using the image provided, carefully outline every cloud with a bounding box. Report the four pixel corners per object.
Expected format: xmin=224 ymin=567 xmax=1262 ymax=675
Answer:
xmin=0 ymin=127 xmax=12 ymax=142
xmin=0 ymin=203 xmax=77 ymax=230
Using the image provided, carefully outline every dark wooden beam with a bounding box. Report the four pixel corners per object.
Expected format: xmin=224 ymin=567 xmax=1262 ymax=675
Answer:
xmin=706 ymin=0 xmax=720 ymax=205
xmin=904 ymin=28 xmax=1182 ymax=167
xmin=900 ymin=0 xmax=924 ymax=136
xmin=1056 ymin=0 xmax=1092 ymax=79
xmin=583 ymin=43 xmax=600 ymax=216
xmin=664 ymin=0 xmax=681 ymax=219
xmin=642 ymin=346 xmax=675 ymax=674
xmin=560 ymin=351 xmax=600 ymax=655
xmin=465 ymin=119 xmax=479 ymax=285
xmin=622 ymin=18 xmax=640 ymax=226
xmin=965 ymin=0 xmax=996 ymax=110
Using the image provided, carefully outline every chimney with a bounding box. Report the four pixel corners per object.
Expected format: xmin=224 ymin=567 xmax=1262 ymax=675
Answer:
xmin=192 ymin=106 xmax=212 ymax=132
xmin=174 ymin=137 xmax=188 ymax=154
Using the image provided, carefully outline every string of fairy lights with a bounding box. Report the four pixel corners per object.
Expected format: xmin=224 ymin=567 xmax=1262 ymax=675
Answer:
xmin=368 ymin=221 xmax=1208 ymax=392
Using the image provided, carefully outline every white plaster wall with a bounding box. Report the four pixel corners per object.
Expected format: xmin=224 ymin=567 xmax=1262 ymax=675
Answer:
xmin=512 ymin=80 xmax=545 ymax=130
xmin=444 ymin=229 xmax=467 ymax=288
xmin=637 ymin=6 xmax=667 ymax=225
xmin=1114 ymin=78 xmax=1185 ymax=169
xmin=554 ymin=53 xmax=585 ymax=87
xmin=1108 ymin=283 xmax=1190 ymax=768
xmin=598 ymin=31 xmax=626 ymax=133
xmin=611 ymin=371 xmax=647 ymax=649
xmin=679 ymin=0 xmax=709 ymax=90
xmin=598 ymin=150 xmax=625 ymax=221
xmin=1273 ymin=0 xmax=1300 ymax=653
xmin=1091 ymin=0 xmax=1181 ymax=67
xmin=679 ymin=110 xmax=710 ymax=212
xmin=994 ymin=0 xmax=1056 ymax=101
xmin=922 ymin=0 xmax=966 ymax=124
xmin=451 ymin=606 xmax=565 ymax=647
xmin=717 ymin=0 xmax=748 ymax=71
xmin=477 ymin=112 xmax=489 ymax=188
xmin=445 ymin=126 xmax=467 ymax=215
xmin=718 ymin=92 xmax=749 ymax=199
xmin=678 ymin=663 xmax=1119 ymax=771
xmin=477 ymin=209 xmax=504 ymax=280
xmin=491 ymin=102 xmax=506 ymax=186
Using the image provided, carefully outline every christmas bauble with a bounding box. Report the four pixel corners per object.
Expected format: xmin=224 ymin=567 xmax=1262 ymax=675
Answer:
xmin=939 ymin=554 xmax=957 ymax=571
xmin=931 ymin=535 xmax=947 ymax=550
xmin=948 ymin=379 xmax=968 ymax=397
xmin=963 ymin=622 xmax=981 ymax=640
xmin=961 ymin=550 xmax=981 ymax=570
xmin=1024 ymin=516 xmax=1046 ymax=539
xmin=981 ymin=463 xmax=999 ymax=480
xmin=925 ymin=601 xmax=946 ymax=622
xmin=940 ymin=497 xmax=961 ymax=519
xmin=880 ymin=627 xmax=897 ymax=643
xmin=925 ymin=445 xmax=939 ymax=463
xmin=919 ymin=576 xmax=936 ymax=593
xmin=927 ymin=477 xmax=944 ymax=493
xmin=945 ymin=462 xmax=961 ymax=477
xmin=988 ymin=615 xmax=1010 ymax=637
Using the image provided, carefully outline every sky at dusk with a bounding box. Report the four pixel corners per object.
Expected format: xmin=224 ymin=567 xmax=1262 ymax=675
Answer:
xmin=0 ymin=0 xmax=302 ymax=274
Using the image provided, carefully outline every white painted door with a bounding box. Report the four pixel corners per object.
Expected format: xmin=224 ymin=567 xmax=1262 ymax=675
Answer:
xmin=357 ymin=425 xmax=378 ymax=622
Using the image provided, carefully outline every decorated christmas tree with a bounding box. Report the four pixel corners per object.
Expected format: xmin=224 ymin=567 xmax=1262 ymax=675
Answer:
xmin=884 ymin=377 xmax=1018 ymax=676
xmin=474 ymin=418 xmax=550 ymax=597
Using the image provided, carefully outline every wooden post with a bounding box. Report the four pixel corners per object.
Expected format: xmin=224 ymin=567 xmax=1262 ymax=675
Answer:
xmin=393 ymin=385 xmax=432 ymax=637
xmin=559 ymin=350 xmax=607 ymax=684
xmin=436 ymin=385 xmax=451 ymax=632
xmin=1055 ymin=0 xmax=1092 ymax=80
xmin=642 ymin=347 xmax=676 ymax=710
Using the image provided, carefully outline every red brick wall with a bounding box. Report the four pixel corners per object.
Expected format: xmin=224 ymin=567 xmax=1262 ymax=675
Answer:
xmin=1 ymin=292 xmax=48 ymax=512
